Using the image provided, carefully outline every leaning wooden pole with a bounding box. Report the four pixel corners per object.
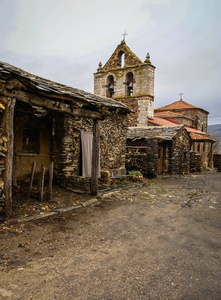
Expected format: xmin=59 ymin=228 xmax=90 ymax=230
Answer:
xmin=49 ymin=162 xmax=54 ymax=201
xmin=4 ymin=97 xmax=16 ymax=217
xmin=28 ymin=162 xmax=36 ymax=197
xmin=91 ymin=119 xmax=100 ymax=196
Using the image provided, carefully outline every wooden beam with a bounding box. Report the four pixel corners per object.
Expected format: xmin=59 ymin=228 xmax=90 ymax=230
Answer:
xmin=12 ymin=90 xmax=104 ymax=120
xmin=49 ymin=162 xmax=54 ymax=201
xmin=3 ymin=97 xmax=16 ymax=217
xmin=91 ymin=119 xmax=100 ymax=196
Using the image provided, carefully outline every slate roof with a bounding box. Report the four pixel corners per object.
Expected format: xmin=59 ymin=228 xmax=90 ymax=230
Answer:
xmin=127 ymin=125 xmax=184 ymax=140
xmin=189 ymin=132 xmax=216 ymax=142
xmin=148 ymin=117 xmax=215 ymax=142
xmin=154 ymin=111 xmax=193 ymax=120
xmin=0 ymin=61 xmax=131 ymax=112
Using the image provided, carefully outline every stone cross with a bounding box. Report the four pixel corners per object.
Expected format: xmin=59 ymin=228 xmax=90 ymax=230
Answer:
xmin=122 ymin=31 xmax=128 ymax=41
xmin=179 ymin=92 xmax=183 ymax=100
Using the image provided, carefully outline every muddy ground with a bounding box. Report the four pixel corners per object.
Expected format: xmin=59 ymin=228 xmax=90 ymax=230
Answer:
xmin=0 ymin=171 xmax=221 ymax=300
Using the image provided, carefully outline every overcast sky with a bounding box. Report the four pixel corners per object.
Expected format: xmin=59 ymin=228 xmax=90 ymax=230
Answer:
xmin=1 ymin=0 xmax=220 ymax=125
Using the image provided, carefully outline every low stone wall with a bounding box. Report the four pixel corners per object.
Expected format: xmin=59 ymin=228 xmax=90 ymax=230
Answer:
xmin=214 ymin=154 xmax=221 ymax=171
xmin=59 ymin=176 xmax=91 ymax=193
xmin=126 ymin=138 xmax=158 ymax=178
xmin=190 ymin=151 xmax=202 ymax=172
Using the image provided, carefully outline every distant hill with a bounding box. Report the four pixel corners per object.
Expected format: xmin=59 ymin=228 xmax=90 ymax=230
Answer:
xmin=208 ymin=124 xmax=221 ymax=154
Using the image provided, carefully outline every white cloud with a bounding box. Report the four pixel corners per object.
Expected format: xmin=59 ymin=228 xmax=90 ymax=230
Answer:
xmin=1 ymin=0 xmax=221 ymax=124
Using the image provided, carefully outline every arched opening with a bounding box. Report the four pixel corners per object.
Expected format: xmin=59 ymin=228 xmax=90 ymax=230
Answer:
xmin=125 ymin=72 xmax=133 ymax=96
xmin=106 ymin=75 xmax=114 ymax=98
xmin=118 ymin=51 xmax=125 ymax=67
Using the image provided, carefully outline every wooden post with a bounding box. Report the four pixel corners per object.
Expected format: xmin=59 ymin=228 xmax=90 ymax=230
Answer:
xmin=28 ymin=162 xmax=36 ymax=197
xmin=4 ymin=97 xmax=16 ymax=217
xmin=209 ymin=142 xmax=214 ymax=168
xmin=49 ymin=162 xmax=54 ymax=201
xmin=12 ymin=145 xmax=17 ymax=187
xmin=39 ymin=165 xmax=45 ymax=202
xmin=91 ymin=119 xmax=100 ymax=196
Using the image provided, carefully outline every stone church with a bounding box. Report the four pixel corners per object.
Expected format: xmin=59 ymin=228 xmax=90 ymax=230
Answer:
xmin=94 ymin=39 xmax=155 ymax=127
xmin=94 ymin=40 xmax=215 ymax=174
xmin=94 ymin=40 xmax=191 ymax=175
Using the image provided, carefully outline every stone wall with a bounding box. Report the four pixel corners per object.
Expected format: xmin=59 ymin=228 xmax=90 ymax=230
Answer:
xmin=100 ymin=66 xmax=154 ymax=99
xmin=0 ymin=128 xmax=7 ymax=209
xmin=166 ymin=116 xmax=194 ymax=127
xmin=114 ymin=95 xmax=154 ymax=127
xmin=190 ymin=140 xmax=214 ymax=169
xmin=53 ymin=111 xmax=129 ymax=190
xmin=169 ymin=127 xmax=190 ymax=174
xmin=182 ymin=109 xmax=208 ymax=132
xmin=126 ymin=138 xmax=158 ymax=178
xmin=214 ymin=154 xmax=221 ymax=171
xmin=100 ymin=111 xmax=129 ymax=172
xmin=190 ymin=151 xmax=202 ymax=172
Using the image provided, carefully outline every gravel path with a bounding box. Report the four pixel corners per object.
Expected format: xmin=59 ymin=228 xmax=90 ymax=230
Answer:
xmin=0 ymin=171 xmax=221 ymax=299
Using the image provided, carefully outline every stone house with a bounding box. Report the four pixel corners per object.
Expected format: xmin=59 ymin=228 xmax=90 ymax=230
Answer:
xmin=94 ymin=40 xmax=155 ymax=127
xmin=149 ymin=101 xmax=215 ymax=169
xmin=0 ymin=61 xmax=131 ymax=217
xmin=126 ymin=125 xmax=190 ymax=177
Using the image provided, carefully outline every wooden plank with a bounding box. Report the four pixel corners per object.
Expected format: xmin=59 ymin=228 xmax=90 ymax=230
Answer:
xmin=28 ymin=162 xmax=36 ymax=197
xmin=91 ymin=119 xmax=100 ymax=196
xmin=3 ymin=97 xmax=16 ymax=217
xmin=48 ymin=162 xmax=54 ymax=201
xmin=39 ymin=165 xmax=45 ymax=202
xmin=12 ymin=147 xmax=17 ymax=187
xmin=12 ymin=90 xmax=104 ymax=120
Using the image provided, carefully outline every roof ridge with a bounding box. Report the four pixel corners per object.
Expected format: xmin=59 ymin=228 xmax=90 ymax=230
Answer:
xmin=102 ymin=42 xmax=144 ymax=70
xmin=155 ymin=99 xmax=199 ymax=110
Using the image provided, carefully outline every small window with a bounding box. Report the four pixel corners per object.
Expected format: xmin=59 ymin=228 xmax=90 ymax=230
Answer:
xmin=118 ymin=51 xmax=125 ymax=67
xmin=22 ymin=122 xmax=40 ymax=153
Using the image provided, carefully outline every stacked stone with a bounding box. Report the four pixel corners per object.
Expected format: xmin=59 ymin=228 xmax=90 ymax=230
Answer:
xmin=0 ymin=128 xmax=7 ymax=208
xmin=190 ymin=152 xmax=202 ymax=172
xmin=213 ymin=154 xmax=221 ymax=172
xmin=100 ymin=111 xmax=128 ymax=173
xmin=126 ymin=138 xmax=158 ymax=177
xmin=52 ymin=110 xmax=129 ymax=189
xmin=169 ymin=127 xmax=190 ymax=174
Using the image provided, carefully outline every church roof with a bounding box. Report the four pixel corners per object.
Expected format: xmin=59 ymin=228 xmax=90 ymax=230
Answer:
xmin=189 ymin=132 xmax=216 ymax=142
xmin=155 ymin=100 xmax=209 ymax=114
xmin=148 ymin=117 xmax=215 ymax=142
xmin=154 ymin=110 xmax=191 ymax=118
xmin=148 ymin=117 xmax=180 ymax=126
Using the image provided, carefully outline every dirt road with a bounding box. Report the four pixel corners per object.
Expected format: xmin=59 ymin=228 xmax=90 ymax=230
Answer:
xmin=0 ymin=171 xmax=221 ymax=299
